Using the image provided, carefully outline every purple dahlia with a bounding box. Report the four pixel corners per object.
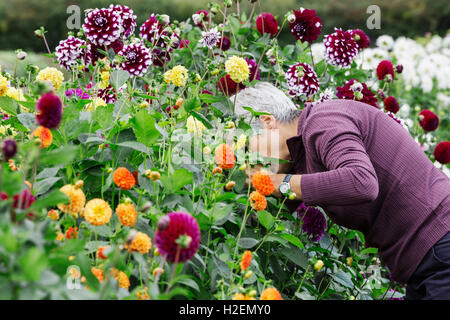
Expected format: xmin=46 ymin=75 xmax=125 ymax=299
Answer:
xmin=55 ymin=36 xmax=92 ymax=70
xmin=218 ymin=74 xmax=240 ymax=96
xmin=83 ymin=8 xmax=123 ymax=47
xmin=296 ymin=203 xmax=326 ymax=242
xmin=285 ymin=62 xmax=319 ymax=99
xmin=109 ymin=4 xmax=137 ymax=39
xmin=117 ymin=42 xmax=152 ymax=77
xmin=336 ymin=79 xmax=379 ymax=108
xmin=154 ymin=212 xmax=201 ymax=263
xmin=324 ymin=28 xmax=359 ymax=68
xmin=246 ymin=57 xmax=260 ymax=83
xmin=2 ymin=139 xmax=17 ymax=160
xmin=36 ymin=92 xmax=63 ymax=129
xmin=289 ymin=8 xmax=322 ymax=43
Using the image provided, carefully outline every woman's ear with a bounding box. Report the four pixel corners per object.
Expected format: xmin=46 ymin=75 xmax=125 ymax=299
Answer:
xmin=259 ymin=115 xmax=278 ymax=129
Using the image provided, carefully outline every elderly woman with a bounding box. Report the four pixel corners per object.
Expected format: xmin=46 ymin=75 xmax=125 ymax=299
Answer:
xmin=232 ymin=81 xmax=450 ymax=300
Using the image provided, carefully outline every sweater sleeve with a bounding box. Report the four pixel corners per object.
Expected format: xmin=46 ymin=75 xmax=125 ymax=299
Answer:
xmin=300 ymin=110 xmax=379 ymax=206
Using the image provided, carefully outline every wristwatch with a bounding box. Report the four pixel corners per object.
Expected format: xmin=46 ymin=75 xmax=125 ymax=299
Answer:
xmin=279 ymin=174 xmax=293 ymax=197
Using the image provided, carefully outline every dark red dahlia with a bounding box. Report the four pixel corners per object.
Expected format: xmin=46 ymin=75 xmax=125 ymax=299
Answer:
xmin=2 ymin=139 xmax=17 ymax=160
xmin=151 ymin=48 xmax=171 ymax=67
xmin=350 ymin=29 xmax=370 ymax=51
xmin=218 ymin=75 xmax=240 ymax=96
xmin=324 ymin=28 xmax=359 ymax=68
xmin=285 ymin=62 xmax=319 ymax=99
xmin=154 ymin=212 xmax=201 ymax=263
xmin=109 ymin=4 xmax=137 ymax=39
xmin=192 ymin=10 xmax=209 ymax=29
xmin=217 ymin=36 xmax=231 ymax=51
xmin=376 ymin=60 xmax=395 ymax=81
xmin=434 ymin=141 xmax=450 ymax=164
xmin=383 ymin=96 xmax=400 ymax=114
xmin=245 ymin=57 xmax=260 ymax=82
xmin=418 ymin=109 xmax=439 ymax=132
xmin=336 ymin=79 xmax=379 ymax=108
xmin=0 ymin=192 xmax=7 ymax=200
xmin=296 ymin=203 xmax=326 ymax=242
xmin=98 ymin=85 xmax=117 ymax=104
xmin=256 ymin=12 xmax=279 ymax=37
xmin=36 ymin=92 xmax=63 ymax=129
xmin=83 ymin=8 xmax=123 ymax=47
xmin=55 ymin=36 xmax=92 ymax=70
xmin=289 ymin=8 xmax=322 ymax=43
xmin=13 ymin=189 xmax=36 ymax=210
xmin=117 ymin=43 xmax=152 ymax=77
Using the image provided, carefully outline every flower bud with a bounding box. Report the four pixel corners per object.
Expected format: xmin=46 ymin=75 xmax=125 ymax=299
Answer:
xmin=287 ymin=14 xmax=296 ymax=23
xmin=107 ymin=168 xmax=113 ymax=174
xmin=17 ymin=51 xmax=27 ymax=61
xmin=314 ymin=260 xmax=324 ymax=272
xmin=288 ymin=192 xmax=296 ymax=200
xmin=157 ymin=215 xmax=170 ymax=231
xmin=203 ymin=146 xmax=212 ymax=155
xmin=225 ymin=121 xmax=235 ymax=129
xmin=346 ymin=257 xmax=353 ymax=266
xmin=74 ymin=180 xmax=84 ymax=189
xmin=211 ymin=69 xmax=220 ymax=76
xmin=150 ymin=171 xmax=160 ymax=181
xmin=139 ymin=101 xmax=150 ymax=109
xmin=1 ymin=139 xmax=17 ymax=160
xmin=212 ymin=167 xmax=223 ymax=175
xmin=225 ymin=181 xmax=236 ymax=190
xmin=153 ymin=267 xmax=164 ymax=276
xmin=175 ymin=234 xmax=192 ymax=249
xmin=248 ymin=289 xmax=257 ymax=297
xmin=244 ymin=271 xmax=253 ymax=279
xmin=239 ymin=164 xmax=247 ymax=171
xmin=395 ymin=64 xmax=403 ymax=74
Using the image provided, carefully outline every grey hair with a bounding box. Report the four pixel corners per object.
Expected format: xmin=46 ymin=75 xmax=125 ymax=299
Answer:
xmin=231 ymin=82 xmax=301 ymax=126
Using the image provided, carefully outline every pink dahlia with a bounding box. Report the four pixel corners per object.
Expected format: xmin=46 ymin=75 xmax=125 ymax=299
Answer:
xmin=154 ymin=212 xmax=201 ymax=263
xmin=285 ymin=62 xmax=319 ymax=99
xmin=55 ymin=36 xmax=92 ymax=70
xmin=383 ymin=96 xmax=400 ymax=114
xmin=434 ymin=141 xmax=450 ymax=164
xmin=350 ymin=29 xmax=370 ymax=51
xmin=289 ymin=8 xmax=322 ymax=43
xmin=109 ymin=4 xmax=137 ymax=39
xmin=192 ymin=10 xmax=209 ymax=29
xmin=117 ymin=43 xmax=152 ymax=77
xmin=13 ymin=189 xmax=36 ymax=210
xmin=336 ymin=79 xmax=379 ymax=108
xmin=256 ymin=13 xmax=279 ymax=37
xmin=376 ymin=60 xmax=395 ymax=81
xmin=217 ymin=36 xmax=231 ymax=51
xmin=324 ymin=28 xmax=359 ymax=68
xmin=218 ymin=74 xmax=240 ymax=96
xmin=36 ymin=92 xmax=63 ymax=129
xmin=83 ymin=8 xmax=123 ymax=47
xmin=418 ymin=109 xmax=439 ymax=132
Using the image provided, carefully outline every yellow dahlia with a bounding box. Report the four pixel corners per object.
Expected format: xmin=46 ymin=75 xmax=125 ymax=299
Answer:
xmin=128 ymin=231 xmax=152 ymax=254
xmin=84 ymin=198 xmax=112 ymax=226
xmin=0 ymin=75 xmax=8 ymax=96
xmin=186 ymin=115 xmax=206 ymax=137
xmin=116 ymin=202 xmax=137 ymax=227
xmin=57 ymin=183 xmax=86 ymax=217
xmin=99 ymin=71 xmax=110 ymax=89
xmin=6 ymin=87 xmax=25 ymax=101
xmin=85 ymin=97 xmax=107 ymax=111
xmin=225 ymin=56 xmax=250 ymax=83
xmin=233 ymin=134 xmax=247 ymax=150
xmin=36 ymin=67 xmax=64 ymax=90
xmin=164 ymin=65 xmax=188 ymax=87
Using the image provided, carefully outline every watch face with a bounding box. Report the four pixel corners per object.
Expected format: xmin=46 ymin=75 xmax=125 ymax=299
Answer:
xmin=279 ymin=183 xmax=289 ymax=194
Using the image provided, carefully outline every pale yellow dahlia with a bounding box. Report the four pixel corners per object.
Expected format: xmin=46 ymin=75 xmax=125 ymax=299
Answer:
xmin=85 ymin=97 xmax=107 ymax=111
xmin=186 ymin=115 xmax=206 ymax=137
xmin=84 ymin=198 xmax=112 ymax=226
xmin=36 ymin=67 xmax=64 ymax=91
xmin=0 ymin=75 xmax=8 ymax=96
xmin=6 ymin=87 xmax=25 ymax=101
xmin=164 ymin=65 xmax=188 ymax=87
xmin=233 ymin=134 xmax=247 ymax=150
xmin=99 ymin=71 xmax=110 ymax=89
xmin=225 ymin=56 xmax=250 ymax=83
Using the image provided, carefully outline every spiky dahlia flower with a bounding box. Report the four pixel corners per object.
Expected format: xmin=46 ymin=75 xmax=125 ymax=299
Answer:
xmin=83 ymin=8 xmax=123 ymax=47
xmin=240 ymin=251 xmax=252 ymax=271
xmin=434 ymin=141 xmax=450 ymax=164
xmin=324 ymin=28 xmax=359 ymax=68
xmin=215 ymin=143 xmax=236 ymax=169
xmin=296 ymin=203 xmax=326 ymax=242
xmin=285 ymin=62 xmax=319 ymax=99
xmin=418 ymin=109 xmax=439 ymax=132
xmin=55 ymin=36 xmax=92 ymax=71
xmin=109 ymin=4 xmax=137 ymax=39
xmin=261 ymin=288 xmax=283 ymax=300
xmin=154 ymin=212 xmax=201 ymax=263
xmin=117 ymin=43 xmax=152 ymax=77
xmin=376 ymin=60 xmax=395 ymax=81
xmin=32 ymin=126 xmax=52 ymax=149
xmin=225 ymin=56 xmax=250 ymax=84
xmin=350 ymin=29 xmax=370 ymax=51
xmin=289 ymin=8 xmax=322 ymax=43
xmin=98 ymin=85 xmax=117 ymax=104
xmin=256 ymin=13 xmax=279 ymax=37
xmin=84 ymin=198 xmax=112 ymax=226
xmin=116 ymin=203 xmax=137 ymax=227
xmin=252 ymin=171 xmax=274 ymax=196
xmin=36 ymin=92 xmax=63 ymax=129
xmin=113 ymin=167 xmax=136 ymax=190
xmin=249 ymin=191 xmax=267 ymax=211
xmin=199 ymin=27 xmax=221 ymax=49
xmin=140 ymin=14 xmax=164 ymax=44
xmin=128 ymin=231 xmax=152 ymax=254
xmin=36 ymin=67 xmax=64 ymax=91
xmin=336 ymin=79 xmax=379 ymax=108
xmin=383 ymin=96 xmax=400 ymax=114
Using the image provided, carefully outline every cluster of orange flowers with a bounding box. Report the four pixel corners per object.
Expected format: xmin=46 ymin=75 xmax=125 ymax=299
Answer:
xmin=249 ymin=171 xmax=274 ymax=211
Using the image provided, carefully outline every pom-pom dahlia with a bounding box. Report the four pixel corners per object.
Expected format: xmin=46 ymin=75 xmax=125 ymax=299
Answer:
xmin=128 ymin=231 xmax=152 ymax=254
xmin=249 ymin=191 xmax=267 ymax=212
xmin=261 ymin=287 xmax=283 ymax=300
xmin=36 ymin=92 xmax=63 ymax=129
xmin=116 ymin=203 xmax=137 ymax=227
xmin=240 ymin=250 xmax=252 ymax=271
xmin=1 ymin=139 xmax=17 ymax=160
xmin=296 ymin=203 xmax=326 ymax=242
xmin=376 ymin=60 xmax=395 ymax=81
xmin=217 ymin=36 xmax=231 ymax=51
xmin=55 ymin=36 xmax=92 ymax=71
xmin=84 ymin=198 xmax=112 ymax=226
xmin=256 ymin=13 xmax=279 ymax=37
xmin=324 ymin=28 xmax=359 ymax=68
xmin=289 ymin=8 xmax=322 ymax=43
xmin=225 ymin=56 xmax=250 ymax=84
xmin=252 ymin=171 xmax=274 ymax=196
xmin=32 ymin=126 xmax=53 ymax=149
xmin=164 ymin=65 xmax=188 ymax=87
xmin=418 ymin=109 xmax=439 ymax=132
xmin=117 ymin=43 xmax=152 ymax=77
xmin=336 ymin=79 xmax=379 ymax=108
xmin=383 ymin=96 xmax=400 ymax=114
xmin=434 ymin=141 xmax=450 ymax=164
xmin=83 ymin=8 xmax=123 ymax=47
xmin=154 ymin=212 xmax=201 ymax=263
xmin=214 ymin=143 xmax=236 ymax=169
xmin=109 ymin=4 xmax=137 ymax=39
xmin=285 ymin=62 xmax=320 ymax=99
xmin=113 ymin=167 xmax=136 ymax=190
xmin=36 ymin=67 xmax=64 ymax=91
xmin=217 ymin=74 xmax=240 ymax=96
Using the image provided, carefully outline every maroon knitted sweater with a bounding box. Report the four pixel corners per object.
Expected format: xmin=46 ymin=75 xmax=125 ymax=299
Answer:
xmin=286 ymin=100 xmax=450 ymax=283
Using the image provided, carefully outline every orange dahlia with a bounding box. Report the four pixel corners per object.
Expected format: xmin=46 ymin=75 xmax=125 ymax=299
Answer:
xmin=84 ymin=198 xmax=112 ymax=226
xmin=66 ymin=227 xmax=78 ymax=239
xmin=57 ymin=182 xmax=86 ymax=217
xmin=249 ymin=191 xmax=267 ymax=211
xmin=252 ymin=171 xmax=274 ymax=196
xmin=260 ymin=287 xmax=283 ymax=300
xmin=116 ymin=202 xmax=137 ymax=227
xmin=240 ymin=250 xmax=252 ymax=271
xmin=113 ymin=167 xmax=136 ymax=190
xmin=97 ymin=246 xmax=110 ymax=260
xmin=137 ymin=287 xmax=150 ymax=300
xmin=111 ymin=269 xmax=130 ymax=290
xmin=47 ymin=209 xmax=59 ymax=221
xmin=32 ymin=126 xmax=53 ymax=149
xmin=91 ymin=267 xmax=104 ymax=283
xmin=128 ymin=231 xmax=152 ymax=254
xmin=214 ymin=143 xmax=236 ymax=170
xmin=232 ymin=293 xmax=256 ymax=300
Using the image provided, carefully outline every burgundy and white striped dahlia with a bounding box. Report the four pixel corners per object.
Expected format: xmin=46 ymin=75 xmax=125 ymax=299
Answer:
xmin=55 ymin=36 xmax=92 ymax=70
xmin=109 ymin=4 xmax=137 ymax=39
xmin=83 ymin=8 xmax=123 ymax=47
xmin=324 ymin=28 xmax=359 ymax=68
xmin=289 ymin=8 xmax=322 ymax=43
xmin=98 ymin=85 xmax=117 ymax=104
xmin=118 ymin=43 xmax=152 ymax=77
xmin=285 ymin=62 xmax=319 ymax=99
xmin=140 ymin=14 xmax=166 ymax=46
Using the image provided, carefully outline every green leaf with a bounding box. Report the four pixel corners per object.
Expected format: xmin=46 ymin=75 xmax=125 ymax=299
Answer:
xmin=257 ymin=210 xmax=275 ymax=229
xmin=279 ymin=233 xmax=304 ymax=249
xmin=133 ymin=93 xmax=158 ymax=100
xmin=242 ymin=106 xmax=271 ymax=117
xmin=191 ymin=111 xmax=213 ymax=129
xmin=111 ymin=69 xmax=130 ymax=89
xmin=329 ymin=270 xmax=354 ymax=288
xmin=17 ymin=113 xmax=36 ymax=130
xmin=212 ymin=203 xmax=234 ymax=225
xmin=29 ymin=189 xmax=68 ymax=212
xmin=360 ymin=247 xmax=378 ymax=255
xmin=161 ymin=168 xmax=193 ymax=193
xmin=19 ymin=247 xmax=48 ymax=281
xmin=130 ymin=110 xmax=160 ymax=147
xmin=238 ymin=237 xmax=259 ymax=249
xmin=0 ymin=228 xmax=18 ymax=252
xmin=0 ymin=96 xmax=19 ymax=115
xmin=39 ymin=145 xmax=79 ymax=166
xmin=1 ymin=164 xmax=23 ymax=196
xmin=35 ymin=177 xmax=61 ymax=196
xmin=183 ymin=97 xmax=200 ymax=112
xmin=281 ymin=247 xmax=308 ymax=268
xmin=118 ymin=141 xmax=150 ymax=153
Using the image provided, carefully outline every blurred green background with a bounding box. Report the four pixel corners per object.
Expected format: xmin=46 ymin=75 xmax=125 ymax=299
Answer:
xmin=0 ymin=0 xmax=449 ymax=53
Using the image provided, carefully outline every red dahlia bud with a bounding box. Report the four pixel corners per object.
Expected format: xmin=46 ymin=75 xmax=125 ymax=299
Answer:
xmin=383 ymin=96 xmax=400 ymax=114
xmin=434 ymin=141 xmax=450 ymax=164
xmin=2 ymin=139 xmax=17 ymax=160
xmin=418 ymin=109 xmax=439 ymax=132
